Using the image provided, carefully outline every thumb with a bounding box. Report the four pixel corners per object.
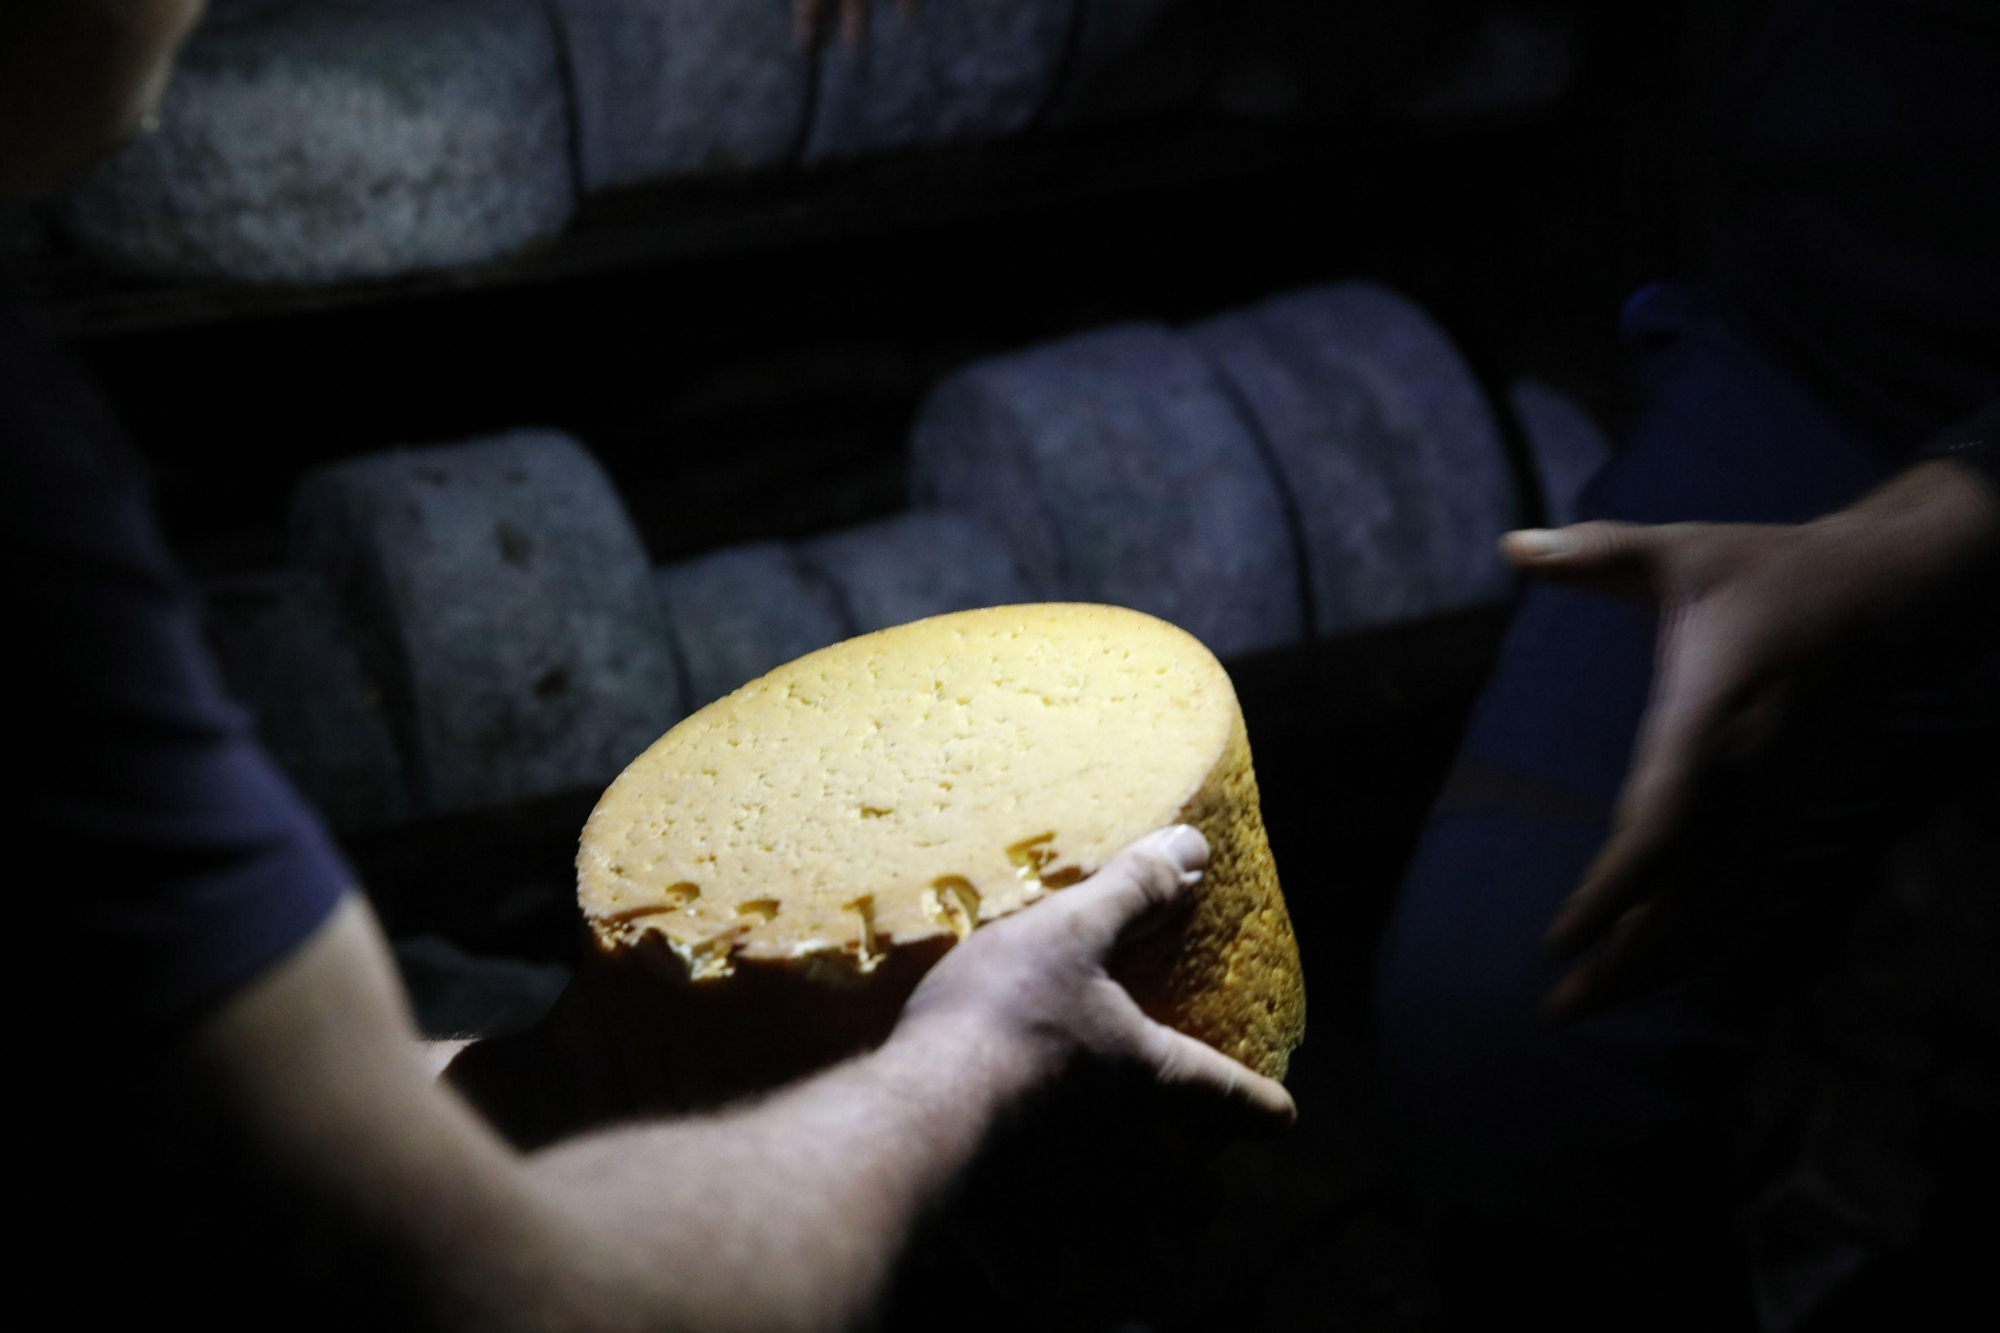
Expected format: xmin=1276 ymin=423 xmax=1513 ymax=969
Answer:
xmin=1051 ymin=825 xmax=1210 ymax=957
xmin=1501 ymin=521 xmax=1673 ymax=601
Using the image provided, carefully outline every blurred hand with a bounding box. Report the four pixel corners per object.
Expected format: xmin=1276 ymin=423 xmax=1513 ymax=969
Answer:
xmin=1508 ymin=461 xmax=1999 ymax=1021
xmin=794 ymin=0 xmax=921 ymax=49
xmin=897 ymin=825 xmax=1298 ymax=1127
xmin=0 ymin=0 xmax=208 ymax=197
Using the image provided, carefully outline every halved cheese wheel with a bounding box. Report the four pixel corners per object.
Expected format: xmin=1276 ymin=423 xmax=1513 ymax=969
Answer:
xmin=577 ymin=603 xmax=1305 ymax=1105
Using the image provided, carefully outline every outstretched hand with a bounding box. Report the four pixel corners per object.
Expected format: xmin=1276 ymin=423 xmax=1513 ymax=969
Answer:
xmin=1507 ymin=461 xmax=1998 ymax=1021
xmin=897 ymin=824 xmax=1298 ymax=1127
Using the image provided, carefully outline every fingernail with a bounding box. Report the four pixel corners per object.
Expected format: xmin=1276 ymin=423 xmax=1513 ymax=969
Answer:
xmin=1508 ymin=529 xmax=1573 ymax=559
xmin=1162 ymin=824 xmax=1210 ymax=875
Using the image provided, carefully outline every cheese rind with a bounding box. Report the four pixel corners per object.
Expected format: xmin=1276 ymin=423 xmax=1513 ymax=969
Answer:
xmin=578 ymin=602 xmax=1305 ymax=1095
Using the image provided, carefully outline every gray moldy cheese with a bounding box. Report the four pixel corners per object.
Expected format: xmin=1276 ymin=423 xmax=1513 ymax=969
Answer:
xmin=577 ymin=603 xmax=1306 ymax=1099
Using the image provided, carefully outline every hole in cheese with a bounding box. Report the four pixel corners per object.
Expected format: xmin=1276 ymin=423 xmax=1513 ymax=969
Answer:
xmin=922 ymin=876 xmax=982 ymax=940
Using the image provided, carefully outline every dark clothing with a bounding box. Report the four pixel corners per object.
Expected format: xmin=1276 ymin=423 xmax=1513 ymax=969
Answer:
xmin=1378 ymin=282 xmax=1900 ymax=1327
xmin=1710 ymin=0 xmax=2000 ymax=468
xmin=1378 ymin=3 xmax=2000 ymax=1315
xmin=7 ymin=298 xmax=359 ymax=1323
xmin=1376 ymin=282 xmax=2000 ymax=1331
xmin=3 ymin=299 xmax=350 ymax=1032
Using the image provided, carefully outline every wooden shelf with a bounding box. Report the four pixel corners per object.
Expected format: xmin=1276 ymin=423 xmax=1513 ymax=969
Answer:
xmin=24 ymin=113 xmax=1321 ymax=341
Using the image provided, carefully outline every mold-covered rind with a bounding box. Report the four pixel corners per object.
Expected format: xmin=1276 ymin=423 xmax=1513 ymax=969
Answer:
xmin=1137 ymin=715 xmax=1304 ymax=1082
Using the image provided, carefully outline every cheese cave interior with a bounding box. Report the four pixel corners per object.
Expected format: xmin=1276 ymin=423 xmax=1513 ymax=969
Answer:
xmin=7 ymin=2 xmax=1998 ymax=1330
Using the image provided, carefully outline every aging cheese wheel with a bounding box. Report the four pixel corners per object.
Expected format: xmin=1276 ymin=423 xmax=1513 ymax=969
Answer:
xmin=577 ymin=603 xmax=1305 ymax=1105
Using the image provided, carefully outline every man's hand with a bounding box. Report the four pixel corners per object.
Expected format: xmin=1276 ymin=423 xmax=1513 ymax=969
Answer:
xmin=521 ymin=826 xmax=1290 ymax=1330
xmin=794 ymin=0 xmax=921 ymax=49
xmin=187 ymin=826 xmax=1290 ymax=1332
xmin=1506 ymin=461 xmax=1998 ymax=1021
xmin=898 ymin=825 xmax=1297 ymax=1126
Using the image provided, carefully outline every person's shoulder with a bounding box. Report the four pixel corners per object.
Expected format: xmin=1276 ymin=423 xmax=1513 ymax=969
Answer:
xmin=0 ymin=298 xmax=147 ymax=509
xmin=0 ymin=299 xmax=177 ymax=604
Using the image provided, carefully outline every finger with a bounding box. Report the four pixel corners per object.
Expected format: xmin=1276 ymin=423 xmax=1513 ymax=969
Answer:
xmin=1501 ymin=522 xmax=1671 ymax=601
xmin=1137 ymin=1020 xmax=1297 ymax=1127
xmin=1544 ymin=623 xmax=1744 ymax=958
xmin=792 ymin=0 xmax=823 ymax=48
xmin=843 ymin=0 xmax=871 ymax=47
xmin=1544 ymin=757 xmax=1688 ymax=960
xmin=1047 ymin=825 xmax=1208 ymax=955
xmin=1542 ymin=895 xmax=1697 ymax=1023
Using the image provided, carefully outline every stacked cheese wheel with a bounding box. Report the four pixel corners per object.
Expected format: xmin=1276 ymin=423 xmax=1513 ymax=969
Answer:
xmin=289 ymin=431 xmax=685 ymax=817
xmin=575 ymin=602 xmax=1307 ymax=1107
xmin=61 ymin=0 xmax=576 ymax=284
xmin=61 ymin=0 xmax=1175 ymax=284
xmin=206 ymin=283 xmax=1610 ymax=832
xmin=909 ymin=282 xmax=1521 ymax=654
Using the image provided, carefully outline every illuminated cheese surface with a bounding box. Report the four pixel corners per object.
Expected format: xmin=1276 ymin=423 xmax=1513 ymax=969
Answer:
xmin=578 ymin=603 xmax=1305 ymax=1080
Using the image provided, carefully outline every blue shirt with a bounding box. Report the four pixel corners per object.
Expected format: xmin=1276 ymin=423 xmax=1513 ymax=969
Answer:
xmin=3 ymin=299 xmax=350 ymax=1032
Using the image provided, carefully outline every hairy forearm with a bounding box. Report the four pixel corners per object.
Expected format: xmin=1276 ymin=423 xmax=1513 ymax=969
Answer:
xmin=521 ymin=1013 xmax=1035 ymax=1333
xmin=192 ymin=835 xmax=1248 ymax=1333
xmin=196 ymin=901 xmax=1017 ymax=1333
